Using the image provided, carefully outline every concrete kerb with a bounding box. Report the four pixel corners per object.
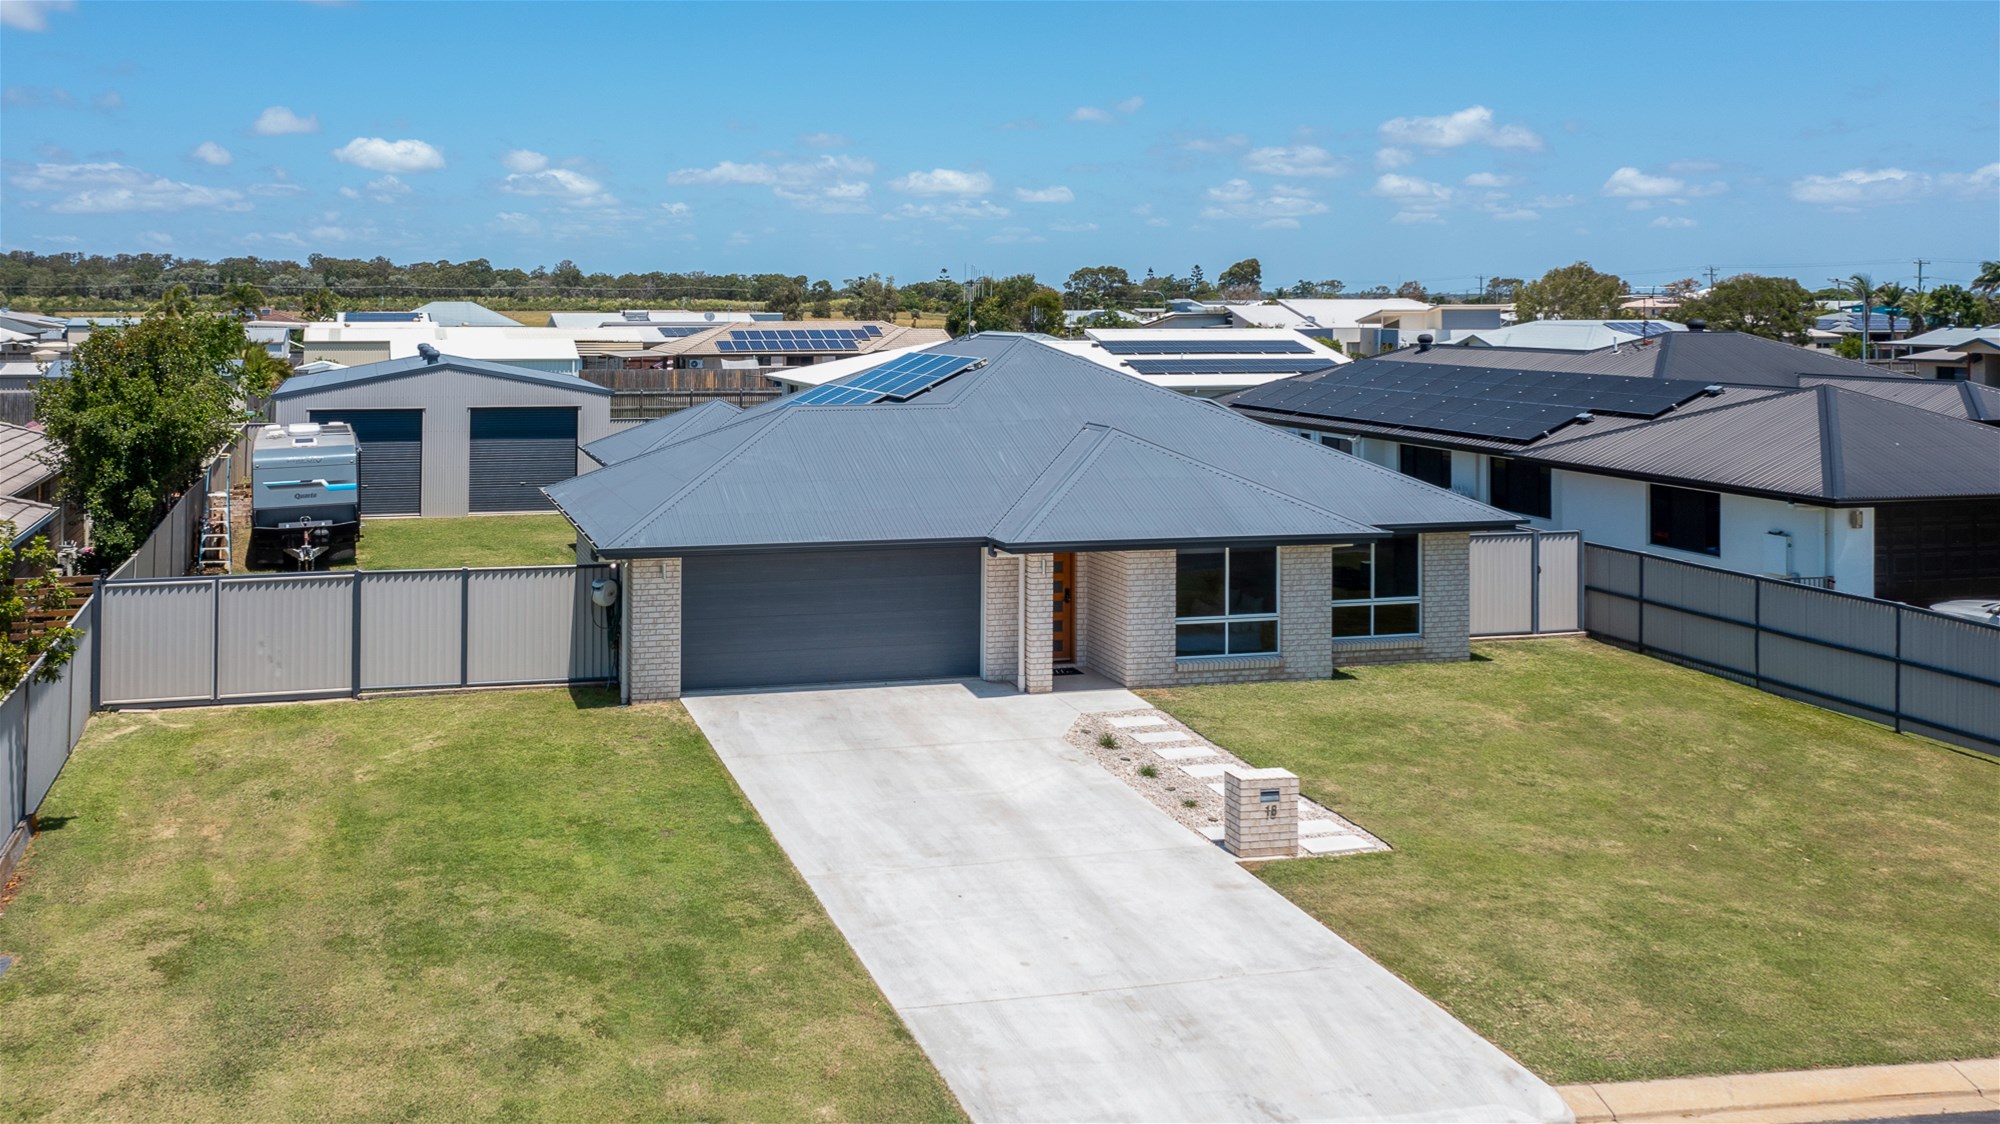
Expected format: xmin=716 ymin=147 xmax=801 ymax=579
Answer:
xmin=1560 ymin=1057 xmax=2000 ymax=1123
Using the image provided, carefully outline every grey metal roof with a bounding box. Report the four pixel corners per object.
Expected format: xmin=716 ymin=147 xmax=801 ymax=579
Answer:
xmin=0 ymin=422 xmax=55 ymax=496
xmin=1377 ymin=331 xmax=1911 ymax=388
xmin=580 ymin=399 xmax=742 ymax=466
xmin=1797 ymin=375 xmax=2000 ymax=424
xmin=413 ymin=301 xmax=523 ymax=328
xmin=269 ymin=353 xmax=613 ymax=398
xmin=546 ymin=334 xmax=1517 ymax=557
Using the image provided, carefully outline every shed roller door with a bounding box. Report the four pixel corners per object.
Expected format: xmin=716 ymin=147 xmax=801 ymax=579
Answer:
xmin=682 ymin=547 xmax=979 ymax=691
xmin=469 ymin=407 xmax=577 ymax=513
xmin=308 ymin=408 xmax=421 ymax=516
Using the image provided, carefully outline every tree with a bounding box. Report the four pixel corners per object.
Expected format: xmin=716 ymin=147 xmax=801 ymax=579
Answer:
xmin=1662 ymin=278 xmax=1702 ymax=301
xmin=1513 ymin=262 xmax=1626 ymax=321
xmin=153 ymin=283 xmax=196 ymax=317
xmin=1394 ymin=280 xmax=1429 ymax=302
xmin=221 ymin=281 xmax=265 ymax=318
xmin=1832 ymin=335 xmax=1864 ymax=359
xmin=842 ymin=274 xmax=899 ymax=322
xmin=299 ymin=287 xmax=339 ymax=321
xmin=1217 ymin=258 xmax=1263 ymax=299
xmin=34 ymin=296 xmax=248 ymax=568
xmin=1974 ymin=261 xmax=2000 ymax=297
xmin=1844 ymin=273 xmax=1876 ymax=360
xmin=1063 ymin=265 xmax=1135 ymax=309
xmin=1668 ymin=274 xmax=1819 ymax=343
xmin=1483 ymin=277 xmax=1523 ymax=303
xmin=1923 ymin=284 xmax=1983 ymax=328
xmin=1187 ymin=264 xmax=1209 ymax=298
xmin=237 ymin=342 xmax=289 ymax=399
xmin=808 ymin=280 xmax=834 ymax=320
xmin=764 ymin=275 xmax=806 ymax=320
xmin=0 ymin=527 xmax=80 ymax=693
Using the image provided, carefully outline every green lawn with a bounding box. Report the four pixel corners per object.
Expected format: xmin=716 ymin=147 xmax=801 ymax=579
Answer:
xmin=354 ymin=514 xmax=579 ymax=570
xmin=1142 ymin=638 xmax=2000 ymax=1085
xmin=0 ymin=690 xmax=962 ymax=1121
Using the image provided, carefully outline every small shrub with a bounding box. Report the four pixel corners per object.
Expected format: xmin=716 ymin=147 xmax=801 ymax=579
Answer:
xmin=1138 ymin=764 xmax=1159 ymax=779
xmin=1182 ymin=798 xmax=1198 ymax=809
xmin=1096 ymin=732 xmax=1116 ymax=748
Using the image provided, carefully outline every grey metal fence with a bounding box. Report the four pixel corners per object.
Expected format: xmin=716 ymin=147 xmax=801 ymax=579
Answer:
xmin=1469 ymin=530 xmax=1582 ymax=637
xmin=1583 ymin=543 xmax=2000 ymax=754
xmin=95 ymin=564 xmax=617 ymax=708
xmin=3 ymin=610 xmax=96 ymax=866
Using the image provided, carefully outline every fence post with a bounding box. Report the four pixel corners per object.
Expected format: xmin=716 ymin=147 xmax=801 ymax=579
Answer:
xmin=210 ymin=575 xmax=222 ymax=703
xmin=89 ymin=572 xmax=103 ymax=711
xmin=1529 ymin=530 xmax=1542 ymax=635
xmin=1893 ymin=607 xmax=1904 ymax=735
xmin=1635 ymin=553 xmax=1646 ymax=653
xmin=1752 ymin=577 xmax=1763 ymax=689
xmin=460 ymin=568 xmax=471 ymax=688
xmin=351 ymin=570 xmax=363 ymax=698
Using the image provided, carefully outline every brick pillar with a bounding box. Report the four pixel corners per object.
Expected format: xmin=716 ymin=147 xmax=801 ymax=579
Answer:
xmin=1279 ymin=544 xmax=1333 ymax=680
xmin=982 ymin=551 xmax=1021 ymax=684
xmin=627 ymin=557 xmax=682 ymax=702
xmin=1017 ymin=553 xmax=1053 ymax=694
xmin=1222 ymin=767 xmax=1299 ymax=858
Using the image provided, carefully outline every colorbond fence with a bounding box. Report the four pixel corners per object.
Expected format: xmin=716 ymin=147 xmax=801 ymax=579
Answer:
xmin=2 ymin=611 xmax=96 ymax=869
xmin=1468 ymin=529 xmax=1582 ymax=637
xmin=94 ymin=564 xmax=618 ymax=708
xmin=1582 ymin=543 xmax=2000 ymax=754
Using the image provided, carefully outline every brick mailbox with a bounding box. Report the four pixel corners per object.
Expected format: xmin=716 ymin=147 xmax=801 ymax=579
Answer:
xmin=1222 ymin=767 xmax=1299 ymax=858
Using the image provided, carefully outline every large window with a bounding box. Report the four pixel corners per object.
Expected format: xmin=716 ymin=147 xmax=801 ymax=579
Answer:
xmin=1650 ymin=484 xmax=1721 ymax=555
xmin=1489 ymin=456 xmax=1552 ymax=518
xmin=1398 ymin=445 xmax=1452 ymax=488
xmin=1331 ymin=536 xmax=1422 ymax=638
xmin=1176 ymin=547 xmax=1279 ymax=657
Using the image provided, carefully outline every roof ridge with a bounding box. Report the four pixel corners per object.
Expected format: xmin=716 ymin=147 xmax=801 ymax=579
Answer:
xmin=985 ymin=424 xmax=1116 ymax=541
xmin=612 ymin=408 xmax=799 ymax=549
xmin=1815 ymin=384 xmax=1847 ymax=499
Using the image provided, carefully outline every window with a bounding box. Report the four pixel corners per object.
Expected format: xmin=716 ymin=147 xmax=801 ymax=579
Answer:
xmin=1330 ymin=536 xmax=1422 ymax=638
xmin=1488 ymin=457 xmax=1552 ymax=518
xmin=1175 ymin=547 xmax=1279 ymax=657
xmin=1650 ymin=484 xmax=1721 ymax=555
xmin=1398 ymin=444 xmax=1452 ymax=488
xmin=1287 ymin=429 xmax=1356 ymax=455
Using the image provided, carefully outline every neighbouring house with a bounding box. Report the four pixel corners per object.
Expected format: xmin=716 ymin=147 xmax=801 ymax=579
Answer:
xmin=0 ymin=421 xmax=80 ymax=554
xmin=588 ymin=320 xmax=949 ymax=417
xmin=579 ymin=398 xmax=741 ymax=467
xmin=1807 ymin=309 xmax=1910 ymax=351
xmin=1153 ymin=298 xmax=1437 ymax=353
xmin=547 ymin=310 xmax=781 ymax=328
xmin=1351 ymin=303 xmax=1510 ymax=354
xmin=300 ymin=323 xmax=583 ymax=375
xmin=1043 ymin=327 xmax=1347 ymax=397
xmin=268 ymin=352 xmax=612 ymax=518
xmin=545 ymin=334 xmax=1518 ymax=700
xmin=1226 ymin=346 xmax=2000 ymax=605
xmin=1889 ymin=328 xmax=2000 ymax=385
xmin=411 ymin=301 xmax=524 ymax=328
xmin=244 ymin=320 xmax=302 ymax=365
xmin=1448 ymin=318 xmax=1686 ymax=350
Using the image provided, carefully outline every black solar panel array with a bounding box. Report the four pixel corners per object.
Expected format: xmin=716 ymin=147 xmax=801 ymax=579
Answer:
xmin=1127 ymin=358 xmax=1337 ymax=376
xmin=1239 ymin=361 xmax=1717 ymax=442
xmin=1100 ymin=338 xmax=1313 ymax=356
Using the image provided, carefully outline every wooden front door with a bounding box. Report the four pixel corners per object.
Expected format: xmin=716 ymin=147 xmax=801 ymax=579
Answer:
xmin=1051 ymin=552 xmax=1076 ymax=664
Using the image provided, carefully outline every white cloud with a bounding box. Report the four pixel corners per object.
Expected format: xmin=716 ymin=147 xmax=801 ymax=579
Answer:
xmin=1379 ymin=105 xmax=1543 ymax=152
xmin=1666 ymin=159 xmax=1722 ymax=174
xmin=137 ymin=230 xmax=173 ymax=247
xmin=502 ymin=166 xmax=614 ymax=207
xmin=253 ymin=105 xmax=319 ymax=135
xmin=1375 ymin=147 xmax=1415 ymax=170
xmin=1014 ymin=185 xmax=1073 ymax=204
xmin=1115 ymin=96 xmax=1144 ymax=114
xmin=1049 ymin=221 xmax=1098 ymax=233
xmin=1651 ymin=216 xmax=1697 ymax=229
xmin=332 ymin=136 xmax=444 ymax=173
xmin=1530 ymin=193 xmax=1580 ymax=209
xmin=659 ymin=202 xmax=691 ymax=217
xmin=800 ymin=132 xmax=848 ymax=148
xmin=891 ymin=199 xmax=1009 ymax=222
xmin=1244 ymin=145 xmax=1347 ymax=178
xmin=495 ymin=211 xmax=539 ymax=234
xmin=366 ymin=174 xmax=411 ymax=202
xmin=92 ymin=90 xmax=122 ymax=112
xmin=191 ymin=140 xmax=232 ymax=166
xmin=1786 ymin=165 xmax=1996 ymax=207
xmin=1462 ymin=172 xmax=1517 ymax=188
xmin=1373 ymin=173 xmax=1453 ymax=204
xmin=891 ymin=168 xmax=994 ymax=195
xmin=1491 ymin=208 xmax=1539 ymax=222
xmin=1072 ymin=97 xmax=1143 ymax=124
xmin=1601 ymin=166 xmax=1683 ymax=197
xmin=1391 ymin=210 xmax=1445 ymax=225
xmin=0 ymin=1 xmax=74 ymax=32
xmin=1258 ymin=218 xmax=1301 ymax=230
xmin=338 ymin=186 xmax=359 ymax=199
xmin=502 ymin=149 xmax=548 ymax=174
xmin=248 ymin=182 xmax=306 ymax=196
xmin=8 ymin=161 xmax=249 ymax=214
xmin=668 ymin=153 xmax=874 ymax=212
xmin=1200 ymin=178 xmax=1327 ymax=223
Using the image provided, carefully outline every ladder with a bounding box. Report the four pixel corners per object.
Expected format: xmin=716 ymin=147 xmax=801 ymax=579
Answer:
xmin=198 ymin=454 xmax=232 ymax=573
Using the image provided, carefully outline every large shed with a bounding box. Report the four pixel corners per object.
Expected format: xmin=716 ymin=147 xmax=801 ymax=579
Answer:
xmin=269 ymin=353 xmax=612 ymax=518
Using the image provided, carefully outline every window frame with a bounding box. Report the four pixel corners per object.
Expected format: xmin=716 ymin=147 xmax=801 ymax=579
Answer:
xmin=1329 ymin=536 xmax=1425 ymax=640
xmin=1488 ymin=455 xmax=1553 ymax=519
xmin=1286 ymin=428 xmax=1357 ymax=455
xmin=1398 ymin=444 xmax=1453 ymax=488
xmin=1174 ymin=546 xmax=1282 ymax=658
xmin=1649 ymin=483 xmax=1722 ymax=557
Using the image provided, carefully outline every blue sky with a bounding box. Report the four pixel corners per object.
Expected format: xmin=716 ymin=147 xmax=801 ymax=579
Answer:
xmin=2 ymin=0 xmax=1996 ymax=292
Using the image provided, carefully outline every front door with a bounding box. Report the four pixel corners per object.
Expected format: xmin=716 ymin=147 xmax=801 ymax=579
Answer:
xmin=1051 ymin=552 xmax=1076 ymax=664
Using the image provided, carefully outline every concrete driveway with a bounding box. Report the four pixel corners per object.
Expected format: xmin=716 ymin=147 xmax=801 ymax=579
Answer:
xmin=683 ymin=677 xmax=1570 ymax=1124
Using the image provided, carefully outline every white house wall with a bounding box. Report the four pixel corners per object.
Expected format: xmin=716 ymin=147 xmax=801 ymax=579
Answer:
xmin=271 ymin=368 xmax=614 ymax=517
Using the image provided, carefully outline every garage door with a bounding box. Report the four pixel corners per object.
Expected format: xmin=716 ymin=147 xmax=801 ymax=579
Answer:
xmin=308 ymin=409 xmax=421 ymax=516
xmin=468 ymin=407 xmax=577 ymax=513
xmin=682 ymin=547 xmax=980 ymax=691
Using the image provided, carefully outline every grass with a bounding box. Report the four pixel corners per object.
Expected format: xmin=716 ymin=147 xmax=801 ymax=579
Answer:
xmin=352 ymin=514 xmax=579 ymax=570
xmin=0 ymin=690 xmax=962 ymax=1121
xmin=1142 ymin=638 xmax=2000 ymax=1085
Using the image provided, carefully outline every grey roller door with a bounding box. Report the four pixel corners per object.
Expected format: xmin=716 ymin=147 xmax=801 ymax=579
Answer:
xmin=309 ymin=409 xmax=421 ymax=516
xmin=469 ymin=407 xmax=577 ymax=513
xmin=682 ymin=547 xmax=979 ymax=691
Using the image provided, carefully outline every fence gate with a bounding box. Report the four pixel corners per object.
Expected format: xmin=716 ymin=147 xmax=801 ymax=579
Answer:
xmin=1469 ymin=530 xmax=1581 ymax=637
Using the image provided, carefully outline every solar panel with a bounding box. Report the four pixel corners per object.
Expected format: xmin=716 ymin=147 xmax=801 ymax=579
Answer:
xmin=1100 ymin=338 xmax=1313 ymax=356
xmin=1127 ymin=358 xmax=1337 ymax=376
xmin=1604 ymin=320 xmax=1677 ymax=338
xmin=776 ymin=353 xmax=985 ymax=409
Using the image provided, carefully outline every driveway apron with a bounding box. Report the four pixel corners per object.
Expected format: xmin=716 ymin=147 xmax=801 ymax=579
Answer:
xmin=683 ymin=678 xmax=1571 ymax=1124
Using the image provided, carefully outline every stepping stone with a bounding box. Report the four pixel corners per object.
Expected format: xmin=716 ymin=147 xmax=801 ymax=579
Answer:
xmin=1206 ymin=782 xmax=1225 ymax=795
xmin=1301 ymin=834 xmax=1375 ymax=856
xmin=1198 ymin=823 xmax=1225 ymax=842
xmin=1297 ymin=819 xmax=1344 ymax=836
xmin=1132 ymin=730 xmax=1191 ymax=745
xmin=1152 ymin=744 xmax=1217 ymax=761
xmin=1179 ymin=762 xmax=1227 ymax=778
xmin=1106 ymin=714 xmax=1167 ymax=729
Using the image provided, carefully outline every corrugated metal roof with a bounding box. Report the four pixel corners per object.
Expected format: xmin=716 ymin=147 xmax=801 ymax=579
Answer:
xmin=546 ymin=334 xmax=1516 ymax=556
xmin=412 ymin=301 xmax=522 ymax=327
xmin=581 ymin=399 xmax=742 ymax=465
xmin=1799 ymin=375 xmax=2000 ymax=424
xmin=0 ymin=422 xmax=55 ymax=496
xmin=270 ymin=353 xmax=612 ymax=398
xmin=1380 ymin=330 xmax=1915 ymax=389
xmin=0 ymin=495 xmax=56 ymax=541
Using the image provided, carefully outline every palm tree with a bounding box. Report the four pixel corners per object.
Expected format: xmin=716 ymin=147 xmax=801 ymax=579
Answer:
xmin=1974 ymin=261 xmax=2000 ymax=298
xmin=1900 ymin=290 xmax=1931 ymax=334
xmin=1874 ymin=282 xmax=1909 ymax=343
xmin=1845 ymin=273 xmax=1875 ymax=361
xmin=151 ymin=284 xmax=195 ymax=317
xmin=221 ymin=281 xmax=265 ymax=320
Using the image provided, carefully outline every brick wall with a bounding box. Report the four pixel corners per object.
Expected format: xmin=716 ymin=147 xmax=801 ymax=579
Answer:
xmin=982 ymin=551 xmax=1020 ymax=684
xmin=1078 ymin=550 xmax=1131 ymax=682
xmin=1017 ymin=553 xmax=1053 ymax=693
xmin=1329 ymin=532 xmax=1472 ymax=667
xmin=626 ymin=557 xmax=682 ymax=701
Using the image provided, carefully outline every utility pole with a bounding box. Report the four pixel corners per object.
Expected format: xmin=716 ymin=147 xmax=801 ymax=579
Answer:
xmin=1475 ymin=275 xmax=1486 ymax=303
xmin=1703 ymin=265 xmax=1719 ymax=289
xmin=1913 ymin=258 xmax=1929 ymax=294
